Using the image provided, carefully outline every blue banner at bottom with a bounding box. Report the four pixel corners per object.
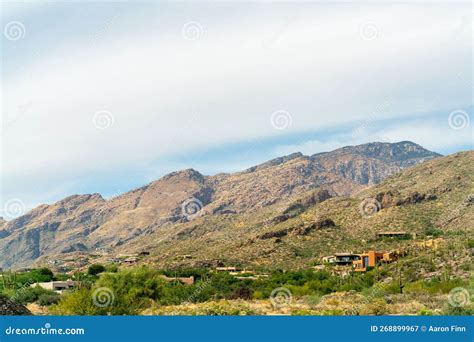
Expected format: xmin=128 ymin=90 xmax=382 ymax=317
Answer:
xmin=0 ymin=316 xmax=472 ymax=342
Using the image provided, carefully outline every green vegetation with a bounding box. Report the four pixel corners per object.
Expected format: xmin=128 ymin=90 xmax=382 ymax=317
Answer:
xmin=88 ymin=264 xmax=106 ymax=276
xmin=404 ymin=278 xmax=466 ymax=295
xmin=37 ymin=293 xmax=61 ymax=306
xmin=0 ymin=266 xmax=70 ymax=303
xmin=0 ymin=264 xmax=471 ymax=315
xmin=424 ymin=226 xmax=444 ymax=237
xmin=1 ymin=285 xmax=59 ymax=306
xmin=50 ymin=267 xmax=378 ymax=315
xmin=48 ymin=265 xmax=472 ymax=315
xmin=0 ymin=268 xmax=55 ymax=290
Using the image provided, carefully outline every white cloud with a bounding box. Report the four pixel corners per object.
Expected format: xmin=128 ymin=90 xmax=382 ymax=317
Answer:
xmin=1 ymin=2 xmax=472 ymax=214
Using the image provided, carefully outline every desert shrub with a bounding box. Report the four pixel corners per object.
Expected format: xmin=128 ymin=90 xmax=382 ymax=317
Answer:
xmin=69 ymin=272 xmax=97 ymax=286
xmin=286 ymin=284 xmax=309 ymax=297
xmin=338 ymin=271 xmax=375 ymax=292
xmin=204 ymin=272 xmax=257 ymax=300
xmin=291 ymin=309 xmax=319 ymax=315
xmin=186 ymin=280 xmax=215 ymax=303
xmin=194 ymin=301 xmax=255 ymax=315
xmin=424 ymin=227 xmax=443 ymax=237
xmin=441 ymin=302 xmax=474 ymax=316
xmin=371 ymin=281 xmax=404 ymax=295
xmin=95 ymin=267 xmax=168 ymax=313
xmin=51 ymin=288 xmax=98 ymax=315
xmin=404 ymin=278 xmax=466 ymax=295
xmin=160 ymin=283 xmax=196 ymax=305
xmin=37 ymin=293 xmax=61 ymax=306
xmin=404 ymin=280 xmax=429 ymax=294
xmin=54 ymin=274 xmax=70 ymax=281
xmin=318 ymin=309 xmax=344 ymax=315
xmin=37 ymin=268 xmax=54 ymax=277
xmin=88 ymin=264 xmax=106 ymax=276
xmin=12 ymin=286 xmax=57 ymax=305
xmin=270 ymin=269 xmax=330 ymax=287
xmin=418 ymin=308 xmax=433 ymax=315
xmin=306 ymin=294 xmax=322 ymax=307
xmin=338 ymin=282 xmax=365 ymax=292
xmin=105 ymin=264 xmax=119 ymax=273
xmin=361 ymin=284 xmax=391 ymax=299
xmin=303 ymin=278 xmax=337 ymax=295
xmin=229 ymin=286 xmax=252 ymax=300
xmin=359 ymin=298 xmax=388 ymax=315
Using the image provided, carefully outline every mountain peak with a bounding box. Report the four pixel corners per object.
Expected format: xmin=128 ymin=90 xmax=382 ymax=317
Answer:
xmin=161 ymin=168 xmax=205 ymax=183
xmin=323 ymin=141 xmax=440 ymax=162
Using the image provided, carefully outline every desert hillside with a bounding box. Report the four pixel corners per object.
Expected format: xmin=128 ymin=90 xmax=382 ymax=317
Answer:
xmin=0 ymin=141 xmax=443 ymax=269
xmin=112 ymin=150 xmax=473 ymax=271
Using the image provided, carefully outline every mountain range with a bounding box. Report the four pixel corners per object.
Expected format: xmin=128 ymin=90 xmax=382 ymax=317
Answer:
xmin=0 ymin=141 xmax=449 ymax=269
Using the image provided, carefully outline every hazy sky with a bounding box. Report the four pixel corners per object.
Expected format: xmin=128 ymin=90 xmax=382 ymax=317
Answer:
xmin=1 ymin=1 xmax=473 ymax=218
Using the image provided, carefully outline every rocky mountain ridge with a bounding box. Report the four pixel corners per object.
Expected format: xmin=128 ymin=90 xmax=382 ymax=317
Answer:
xmin=117 ymin=150 xmax=472 ymax=271
xmin=0 ymin=141 xmax=441 ymax=269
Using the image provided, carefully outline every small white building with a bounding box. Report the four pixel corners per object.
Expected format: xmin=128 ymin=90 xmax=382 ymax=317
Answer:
xmin=32 ymin=280 xmax=78 ymax=293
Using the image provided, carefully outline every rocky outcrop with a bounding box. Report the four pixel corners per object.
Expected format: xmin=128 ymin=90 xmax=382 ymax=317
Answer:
xmin=257 ymin=228 xmax=290 ymax=240
xmin=259 ymin=218 xmax=336 ymax=240
xmin=267 ymin=189 xmax=333 ymax=224
xmin=395 ymin=192 xmax=437 ymax=205
xmin=291 ymin=218 xmax=336 ymax=236
xmin=374 ymin=191 xmax=438 ymax=209
xmin=0 ymin=295 xmax=32 ymax=315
